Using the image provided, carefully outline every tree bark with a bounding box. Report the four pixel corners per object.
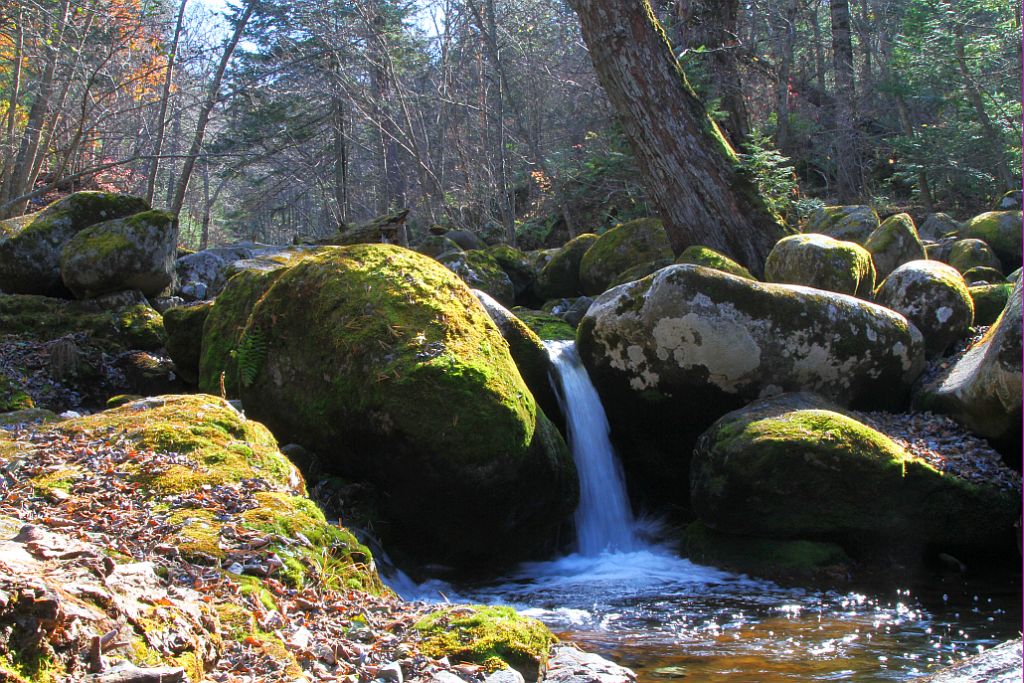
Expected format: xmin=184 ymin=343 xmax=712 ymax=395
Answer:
xmin=830 ymin=0 xmax=860 ymax=202
xmin=567 ymin=0 xmax=785 ymax=273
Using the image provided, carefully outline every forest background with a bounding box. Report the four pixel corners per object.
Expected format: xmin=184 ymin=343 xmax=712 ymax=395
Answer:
xmin=0 ymin=0 xmax=1020 ymax=250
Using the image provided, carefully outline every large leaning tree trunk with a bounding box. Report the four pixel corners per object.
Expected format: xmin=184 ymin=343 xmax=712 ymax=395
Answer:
xmin=567 ymin=0 xmax=785 ymax=273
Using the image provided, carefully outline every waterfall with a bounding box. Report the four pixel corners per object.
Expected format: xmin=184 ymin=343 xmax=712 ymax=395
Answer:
xmin=546 ymin=340 xmax=638 ymax=555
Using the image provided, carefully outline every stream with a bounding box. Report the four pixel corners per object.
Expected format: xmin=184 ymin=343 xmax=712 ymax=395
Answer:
xmin=388 ymin=340 xmax=1021 ymax=681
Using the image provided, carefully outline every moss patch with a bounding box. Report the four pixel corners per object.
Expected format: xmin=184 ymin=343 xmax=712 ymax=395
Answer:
xmin=0 ymin=294 xmax=164 ymax=351
xmin=416 ymin=606 xmax=556 ymax=680
xmin=579 ymin=218 xmax=673 ymax=295
xmin=510 ymin=308 xmax=576 ymax=340
xmin=969 ymin=283 xmax=1013 ymax=326
xmin=676 ymin=245 xmax=755 ymax=280
xmin=534 ymin=233 xmax=599 ymax=300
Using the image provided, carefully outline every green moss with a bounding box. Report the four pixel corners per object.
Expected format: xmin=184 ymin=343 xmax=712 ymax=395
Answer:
xmin=534 ymin=233 xmax=599 ymax=299
xmin=212 ymin=602 xmax=303 ymax=678
xmin=0 ymin=408 xmax=56 ymax=427
xmin=579 ymin=218 xmax=673 ymax=295
xmin=168 ymin=508 xmax=225 ymax=562
xmin=961 ymin=211 xmax=1022 ymax=266
xmin=806 ymin=205 xmax=879 ymax=244
xmin=198 ymin=267 xmax=287 ymax=395
xmin=20 ymin=192 xmax=150 ymax=240
xmin=510 ymin=308 xmax=575 ymax=340
xmin=948 ymin=238 xmax=1003 ymax=275
xmin=765 ymin=234 xmax=875 ymax=297
xmin=676 ymin=245 xmax=755 ymax=280
xmin=416 ymin=606 xmax=556 ymax=679
xmin=439 ymin=249 xmax=516 ymax=304
xmin=0 ymin=373 xmax=33 ymax=412
xmin=969 ymin=283 xmax=1013 ymax=326
xmin=118 ymin=304 xmax=166 ymax=348
xmin=0 ymin=294 xmax=164 ymax=351
xmin=864 ymin=213 xmax=925 ymax=279
xmin=30 ymin=466 xmax=81 ymax=496
xmin=66 ymin=230 xmax=131 ymax=259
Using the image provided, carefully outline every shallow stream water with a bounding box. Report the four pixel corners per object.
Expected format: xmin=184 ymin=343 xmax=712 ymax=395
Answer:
xmin=389 ymin=340 xmax=1021 ymax=681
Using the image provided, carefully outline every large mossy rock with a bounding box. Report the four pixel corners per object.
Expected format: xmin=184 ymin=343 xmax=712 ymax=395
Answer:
xmin=485 ymin=244 xmax=537 ymax=300
xmin=764 ymin=233 xmax=875 ymax=297
xmin=864 ymin=213 xmax=926 ymax=280
xmin=806 ymin=205 xmax=879 ymax=244
xmin=214 ymin=244 xmax=576 ymax=566
xmin=0 ymin=192 xmax=150 ymax=296
xmin=969 ymin=283 xmax=1013 ymax=326
xmin=961 ymin=211 xmax=1022 ymax=268
xmin=59 ymin=210 xmax=176 ymax=299
xmin=534 ymin=233 xmax=599 ymax=300
xmin=675 ymin=245 xmax=754 ymax=280
xmin=947 ymin=238 xmax=1002 ymax=274
xmin=438 ymin=249 xmax=516 ymax=305
xmin=163 ymin=302 xmax=213 ymax=385
xmin=578 ymin=218 xmax=673 ymax=295
xmin=576 ymin=264 xmax=925 ymax=508
xmin=914 ymin=281 xmax=1022 ymax=456
xmin=875 ymin=260 xmax=974 ymax=357
xmin=691 ymin=393 xmax=1018 ymax=557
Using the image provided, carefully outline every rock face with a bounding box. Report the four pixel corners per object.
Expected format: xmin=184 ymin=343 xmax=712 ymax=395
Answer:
xmin=578 ymin=218 xmax=673 ymax=295
xmin=577 ymin=265 xmax=926 ymax=507
xmin=163 ymin=301 xmax=213 ymax=385
xmin=961 ymin=211 xmax=1022 ymax=268
xmin=691 ymin=393 xmax=1018 ymax=556
xmin=807 ymin=205 xmax=879 ymax=244
xmin=675 ymin=245 xmax=754 ymax=280
xmin=918 ymin=212 xmax=961 ymax=241
xmin=915 ymin=281 xmax=1022 ymax=455
xmin=0 ymin=192 xmax=150 ymax=296
xmin=764 ymin=233 xmax=875 ymax=297
xmin=207 ymin=244 xmax=577 ymax=566
xmin=947 ymin=238 xmax=1002 ymax=274
xmin=534 ymin=233 xmax=599 ymax=300
xmin=59 ymin=210 xmax=176 ymax=299
xmin=175 ymin=244 xmax=263 ymax=301
xmin=969 ymin=283 xmax=1013 ymax=326
xmin=439 ymin=249 xmax=516 ymax=305
xmin=864 ymin=213 xmax=926 ymax=280
xmin=875 ymin=260 xmax=974 ymax=356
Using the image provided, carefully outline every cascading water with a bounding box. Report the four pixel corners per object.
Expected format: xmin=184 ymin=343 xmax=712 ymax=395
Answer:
xmin=545 ymin=339 xmax=637 ymax=555
xmin=386 ymin=340 xmax=1020 ymax=682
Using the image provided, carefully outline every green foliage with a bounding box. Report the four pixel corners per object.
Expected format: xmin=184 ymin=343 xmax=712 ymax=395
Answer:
xmin=735 ymin=134 xmax=818 ymax=223
xmin=236 ymin=326 xmax=268 ymax=388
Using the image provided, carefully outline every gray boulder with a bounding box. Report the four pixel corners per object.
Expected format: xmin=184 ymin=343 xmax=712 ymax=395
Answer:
xmin=59 ymin=210 xmax=176 ymax=299
xmin=915 ymin=281 xmax=1022 ymax=453
xmin=918 ymin=212 xmax=961 ymax=241
xmin=0 ymin=192 xmax=149 ymax=296
xmin=764 ymin=233 xmax=875 ymax=297
xmin=948 ymin=238 xmax=1002 ymax=274
xmin=875 ymin=260 xmax=974 ymax=357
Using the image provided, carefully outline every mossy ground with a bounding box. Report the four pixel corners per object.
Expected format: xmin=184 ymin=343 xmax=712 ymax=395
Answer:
xmin=0 ymin=294 xmax=165 ymax=351
xmin=416 ymin=605 xmax=556 ymax=679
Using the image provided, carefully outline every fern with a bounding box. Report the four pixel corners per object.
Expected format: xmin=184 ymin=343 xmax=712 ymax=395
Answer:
xmin=237 ymin=327 xmax=268 ymax=388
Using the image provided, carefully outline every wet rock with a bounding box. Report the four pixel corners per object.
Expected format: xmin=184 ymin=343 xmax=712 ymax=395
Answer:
xmin=544 ymin=646 xmax=635 ymax=683
xmin=875 ymin=260 xmax=974 ymax=357
xmin=764 ymin=233 xmax=875 ymax=297
xmin=916 ymin=638 xmax=1021 ymax=683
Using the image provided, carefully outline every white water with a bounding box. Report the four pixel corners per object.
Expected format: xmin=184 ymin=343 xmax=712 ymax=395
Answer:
xmin=545 ymin=339 xmax=638 ymax=555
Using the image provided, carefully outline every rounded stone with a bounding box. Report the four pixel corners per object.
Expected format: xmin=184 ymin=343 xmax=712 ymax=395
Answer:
xmin=578 ymin=218 xmax=673 ymax=295
xmin=948 ymin=238 xmax=1003 ymax=274
xmin=875 ymin=260 xmax=974 ymax=357
xmin=764 ymin=233 xmax=875 ymax=297
xmin=864 ymin=213 xmax=927 ymax=280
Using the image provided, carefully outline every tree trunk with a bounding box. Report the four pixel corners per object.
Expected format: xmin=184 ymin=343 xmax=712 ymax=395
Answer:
xmin=171 ymin=1 xmax=255 ymax=218
xmin=567 ymin=0 xmax=785 ymax=273
xmin=809 ymin=2 xmax=826 ymax=94
xmin=676 ymin=0 xmax=750 ymax=148
xmin=830 ymin=0 xmax=859 ymax=202
xmin=771 ymin=0 xmax=797 ymax=154
xmin=146 ymin=0 xmax=188 ymax=205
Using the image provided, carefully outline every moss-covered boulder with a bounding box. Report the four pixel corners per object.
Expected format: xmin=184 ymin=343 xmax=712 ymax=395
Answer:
xmin=533 ymin=233 xmax=599 ymax=300
xmin=914 ymin=281 xmax=1022 ymax=456
xmin=577 ymin=265 xmax=925 ymax=510
xmin=675 ymin=245 xmax=755 ymax=280
xmin=691 ymin=393 xmax=1019 ymax=557
xmin=510 ymin=308 xmax=576 ymax=341
xmin=875 ymin=260 xmax=974 ymax=357
xmin=485 ymin=244 xmax=537 ymax=300
xmin=864 ymin=213 xmax=927 ymax=280
xmin=960 ymin=212 xmax=1022 ymax=269
xmin=607 ymin=258 xmax=673 ymax=288
xmin=197 ymin=266 xmax=288 ymax=396
xmin=415 ymin=234 xmax=463 ymax=259
xmin=474 ymin=290 xmax=560 ymax=425
xmin=947 ymin=238 xmax=1003 ymax=274
xmin=806 ymin=205 xmax=879 ymax=244
xmin=0 ymin=192 xmax=150 ymax=296
xmin=764 ymin=233 xmax=875 ymax=297
xmin=578 ymin=218 xmax=673 ymax=295
xmin=541 ymin=296 xmax=594 ymax=328
xmin=969 ymin=283 xmax=1013 ymax=326
xmin=992 ymin=190 xmax=1022 ymax=211
xmin=962 ymin=266 xmax=1005 ymax=285
xmin=59 ymin=210 xmax=176 ymax=299
xmin=163 ymin=302 xmax=213 ymax=385
xmin=416 ymin=606 xmax=556 ymax=682
xmin=918 ymin=213 xmax=961 ymax=241
xmin=218 ymin=245 xmax=576 ymax=566
xmin=438 ymin=249 xmax=516 ymax=305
